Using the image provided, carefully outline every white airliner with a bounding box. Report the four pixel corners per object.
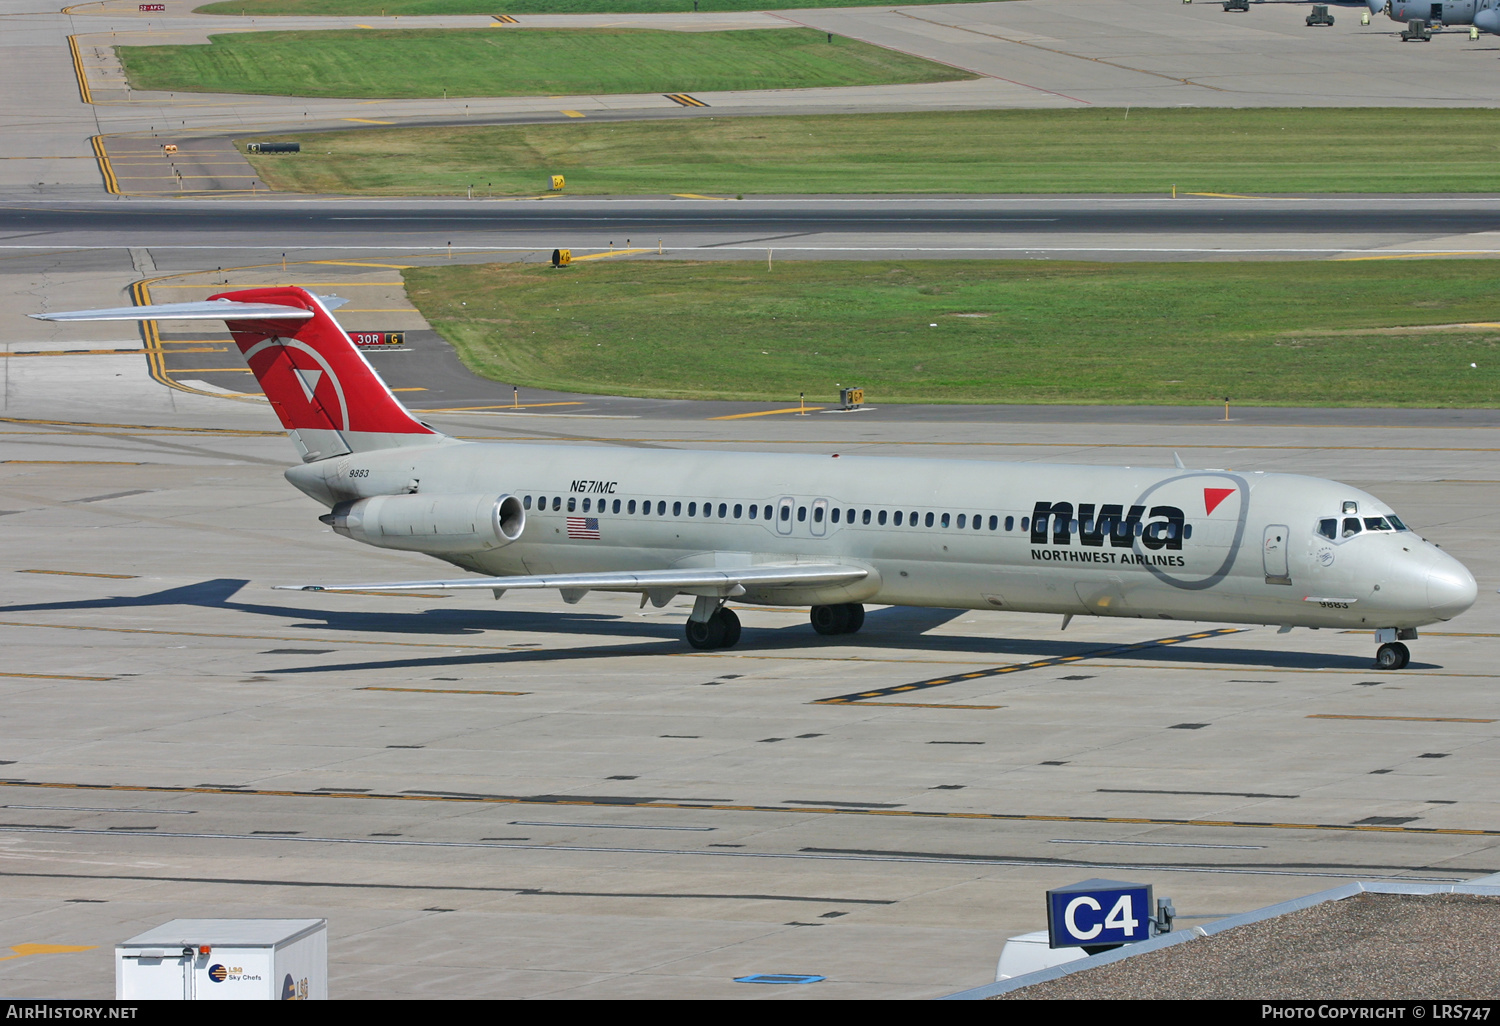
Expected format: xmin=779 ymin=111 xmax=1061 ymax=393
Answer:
xmin=35 ymin=286 xmax=1477 ymax=670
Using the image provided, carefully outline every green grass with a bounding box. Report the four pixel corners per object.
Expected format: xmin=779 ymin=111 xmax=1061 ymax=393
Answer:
xmin=196 ymin=0 xmax=995 ymax=14
xmin=116 ymin=28 xmax=967 ymax=99
xmin=241 ymin=108 xmax=1500 ymax=197
xmin=403 ymin=259 xmax=1500 ymax=407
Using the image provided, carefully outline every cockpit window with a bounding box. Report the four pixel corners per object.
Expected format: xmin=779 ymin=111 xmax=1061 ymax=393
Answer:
xmin=1364 ymin=516 xmax=1392 ymax=532
xmin=1342 ymin=518 xmax=1362 ymax=538
xmin=1388 ymin=515 xmax=1408 ymax=531
xmin=1318 ymin=518 xmax=1337 ymax=540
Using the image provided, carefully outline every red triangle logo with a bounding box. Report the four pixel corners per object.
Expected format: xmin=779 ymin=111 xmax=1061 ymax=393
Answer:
xmin=1204 ymin=487 xmax=1235 ymax=515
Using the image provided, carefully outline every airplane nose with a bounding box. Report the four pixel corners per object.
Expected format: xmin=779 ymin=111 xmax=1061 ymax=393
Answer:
xmin=1476 ymin=9 xmax=1500 ymax=33
xmin=1428 ymin=559 xmax=1478 ymax=621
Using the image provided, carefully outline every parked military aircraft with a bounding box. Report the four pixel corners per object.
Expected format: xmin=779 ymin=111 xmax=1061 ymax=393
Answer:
xmin=34 ymin=287 xmax=1477 ymax=670
xmin=1371 ymin=0 xmax=1500 ymax=32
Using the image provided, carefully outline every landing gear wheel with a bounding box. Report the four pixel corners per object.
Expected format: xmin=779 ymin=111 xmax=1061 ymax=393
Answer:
xmin=811 ymin=603 xmax=864 ymax=635
xmin=717 ymin=607 xmax=741 ymax=648
xmin=685 ymin=608 xmax=741 ymax=650
xmin=842 ymin=603 xmax=864 ymax=634
xmin=1374 ymin=642 xmax=1410 ymax=670
xmin=811 ymin=604 xmax=849 ymax=635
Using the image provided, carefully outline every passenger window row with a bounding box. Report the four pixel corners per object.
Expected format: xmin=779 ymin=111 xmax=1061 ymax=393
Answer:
xmin=522 ymin=498 xmax=1200 ymax=546
xmin=515 ymin=495 xmax=1199 ymax=538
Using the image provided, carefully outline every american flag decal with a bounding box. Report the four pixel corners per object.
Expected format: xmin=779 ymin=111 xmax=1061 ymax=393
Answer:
xmin=566 ymin=516 xmax=600 ymax=539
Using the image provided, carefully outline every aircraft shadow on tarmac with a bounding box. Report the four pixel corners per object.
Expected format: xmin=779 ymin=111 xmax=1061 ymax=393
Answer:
xmin=0 ymin=578 xmax=1405 ymax=676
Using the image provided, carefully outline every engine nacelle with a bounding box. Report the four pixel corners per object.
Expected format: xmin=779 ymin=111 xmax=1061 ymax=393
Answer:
xmin=321 ymin=493 xmax=524 ymax=553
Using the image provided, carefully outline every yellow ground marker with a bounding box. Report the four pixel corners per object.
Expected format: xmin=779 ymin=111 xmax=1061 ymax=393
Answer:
xmin=18 ymin=570 xmax=137 ymax=579
xmin=0 ymin=672 xmax=114 ymax=682
xmin=672 ymin=194 xmax=733 ymax=201
xmin=308 ymin=261 xmax=414 ymax=270
xmin=90 ymin=137 xmax=119 ymax=195
xmin=1336 ymin=252 xmax=1492 ymax=262
xmin=567 ymin=248 xmax=654 ymax=263
xmin=360 ymin=687 xmax=529 ymax=696
xmin=710 ymin=407 xmax=826 ymax=420
xmin=0 ymin=944 xmax=98 ymax=962
xmin=816 ymin=628 xmax=1243 ymax=704
xmin=67 ymin=36 xmax=92 ymax=105
xmin=0 ymin=348 xmax=147 ymax=358
xmin=838 ymin=701 xmax=1004 ymax=710
xmin=1307 ymin=714 xmax=1496 ymax=724
xmin=561 ymin=110 xmax=585 ymax=118
xmin=343 ymin=118 xmax=395 ymax=125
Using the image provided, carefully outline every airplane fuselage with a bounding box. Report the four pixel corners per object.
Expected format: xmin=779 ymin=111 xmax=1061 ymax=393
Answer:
xmin=1385 ymin=0 xmax=1500 ymax=26
xmin=285 ymin=441 xmax=1475 ymax=633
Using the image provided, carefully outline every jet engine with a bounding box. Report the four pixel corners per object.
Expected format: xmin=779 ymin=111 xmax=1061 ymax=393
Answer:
xmin=1475 ymin=5 xmax=1499 ymax=32
xmin=320 ymin=493 xmax=525 ymax=553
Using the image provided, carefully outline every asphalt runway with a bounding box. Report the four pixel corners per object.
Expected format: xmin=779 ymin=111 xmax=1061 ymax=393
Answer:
xmin=7 ymin=197 xmax=1500 ymax=238
xmin=6 ymin=196 xmax=1500 ymax=272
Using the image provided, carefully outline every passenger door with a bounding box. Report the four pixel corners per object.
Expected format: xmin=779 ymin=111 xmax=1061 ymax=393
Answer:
xmin=1263 ymin=525 xmax=1291 ymax=585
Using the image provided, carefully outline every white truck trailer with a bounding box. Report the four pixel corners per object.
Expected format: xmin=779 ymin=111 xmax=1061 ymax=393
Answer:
xmin=115 ymin=919 xmax=327 ymax=1000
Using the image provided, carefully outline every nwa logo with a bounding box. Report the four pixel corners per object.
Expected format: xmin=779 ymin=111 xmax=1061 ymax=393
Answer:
xmin=1030 ymin=501 xmax=1187 ymax=552
xmin=1029 ymin=486 xmax=1242 ymax=574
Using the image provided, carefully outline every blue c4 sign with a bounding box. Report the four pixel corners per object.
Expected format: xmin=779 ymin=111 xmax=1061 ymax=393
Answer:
xmin=1046 ymin=878 xmax=1154 ymax=949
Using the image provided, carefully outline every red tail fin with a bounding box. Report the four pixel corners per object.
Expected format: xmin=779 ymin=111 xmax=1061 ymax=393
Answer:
xmin=208 ymin=286 xmax=440 ymax=461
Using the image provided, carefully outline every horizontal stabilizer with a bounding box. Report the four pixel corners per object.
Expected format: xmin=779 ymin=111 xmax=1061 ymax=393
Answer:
xmin=31 ymin=294 xmax=348 ymax=323
xmin=276 ymin=563 xmax=869 ymax=597
xmin=31 ymin=299 xmax=317 ymax=323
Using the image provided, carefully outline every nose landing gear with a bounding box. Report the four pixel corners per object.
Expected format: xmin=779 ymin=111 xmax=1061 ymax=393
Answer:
xmin=1373 ymin=627 xmax=1417 ymax=670
xmin=1374 ymin=642 xmax=1410 ymax=670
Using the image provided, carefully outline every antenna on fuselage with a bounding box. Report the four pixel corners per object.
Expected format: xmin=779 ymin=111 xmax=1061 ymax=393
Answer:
xmin=1173 ymin=452 xmax=1186 ymax=470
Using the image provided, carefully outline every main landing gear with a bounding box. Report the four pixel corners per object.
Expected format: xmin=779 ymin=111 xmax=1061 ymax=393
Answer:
xmin=685 ymin=606 xmax=741 ymax=650
xmin=682 ymin=602 xmax=866 ymax=650
xmin=1373 ymin=627 xmax=1416 ymax=670
xmin=810 ymin=603 xmax=865 ymax=636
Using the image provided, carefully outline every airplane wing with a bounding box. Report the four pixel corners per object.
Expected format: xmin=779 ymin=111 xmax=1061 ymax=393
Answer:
xmin=275 ymin=562 xmax=868 ymax=600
